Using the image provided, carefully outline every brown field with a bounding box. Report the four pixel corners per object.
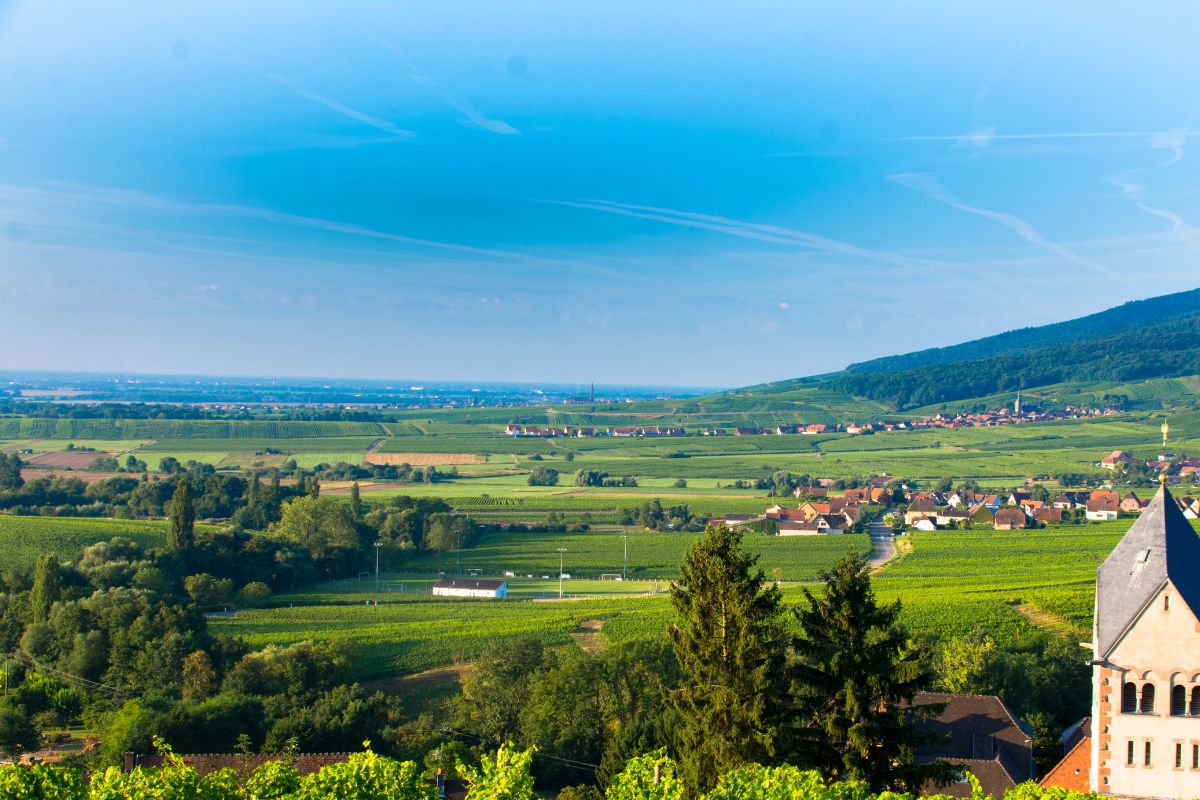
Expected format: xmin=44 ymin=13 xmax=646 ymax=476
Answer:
xmin=19 ymin=468 xmax=143 ymax=484
xmin=365 ymin=452 xmax=486 ymax=466
xmin=320 ymin=481 xmax=379 ymax=495
xmin=25 ymin=450 xmax=116 ymax=469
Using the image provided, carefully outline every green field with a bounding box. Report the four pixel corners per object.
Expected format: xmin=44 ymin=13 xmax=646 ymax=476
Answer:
xmin=209 ymin=517 xmax=1200 ymax=682
xmin=0 ymin=516 xmax=175 ymax=570
xmin=8 ymin=407 xmax=1197 ymax=484
xmin=400 ymin=529 xmax=869 ymax=580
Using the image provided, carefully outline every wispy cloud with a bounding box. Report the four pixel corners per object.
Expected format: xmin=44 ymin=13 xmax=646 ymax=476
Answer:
xmin=375 ymin=38 xmax=520 ymax=136
xmin=1103 ymin=132 xmax=1200 ymax=253
xmin=0 ymin=180 xmax=551 ymax=266
xmin=895 ymin=129 xmax=1200 ymax=147
xmin=266 ymin=74 xmax=414 ymax=139
xmin=887 ymin=172 xmax=1111 ymax=274
xmin=539 ymin=197 xmax=935 ymax=270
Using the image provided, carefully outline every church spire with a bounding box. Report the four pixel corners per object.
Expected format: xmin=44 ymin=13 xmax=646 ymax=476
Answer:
xmin=1094 ymin=465 xmax=1200 ymax=659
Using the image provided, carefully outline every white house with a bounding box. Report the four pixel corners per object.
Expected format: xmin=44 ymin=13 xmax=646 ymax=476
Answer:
xmin=432 ymin=578 xmax=508 ymax=599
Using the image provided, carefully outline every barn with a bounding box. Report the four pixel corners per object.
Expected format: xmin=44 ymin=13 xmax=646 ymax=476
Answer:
xmin=431 ymin=578 xmax=508 ymax=599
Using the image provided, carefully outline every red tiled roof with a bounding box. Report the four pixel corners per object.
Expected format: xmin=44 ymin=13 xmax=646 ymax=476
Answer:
xmin=1040 ymin=736 xmax=1090 ymax=792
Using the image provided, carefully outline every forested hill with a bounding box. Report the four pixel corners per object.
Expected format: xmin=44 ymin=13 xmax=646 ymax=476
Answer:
xmin=827 ymin=312 xmax=1200 ymax=410
xmin=844 ymin=287 xmax=1200 ymax=376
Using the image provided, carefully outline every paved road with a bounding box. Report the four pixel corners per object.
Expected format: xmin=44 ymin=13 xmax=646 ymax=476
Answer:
xmin=867 ymin=517 xmax=898 ymax=571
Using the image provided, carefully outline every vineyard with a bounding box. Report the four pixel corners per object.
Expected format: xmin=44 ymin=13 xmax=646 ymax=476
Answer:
xmin=400 ymin=529 xmax=869 ymax=580
xmin=0 ymin=516 xmax=180 ymax=570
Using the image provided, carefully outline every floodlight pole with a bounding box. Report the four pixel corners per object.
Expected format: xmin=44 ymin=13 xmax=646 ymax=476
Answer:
xmin=456 ymin=530 xmax=462 ymax=575
xmin=374 ymin=540 xmax=383 ymax=591
xmin=558 ymin=548 xmax=567 ymax=599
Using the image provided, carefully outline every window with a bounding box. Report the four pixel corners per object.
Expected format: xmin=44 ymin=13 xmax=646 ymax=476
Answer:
xmin=1193 ymin=744 xmax=1199 ymax=769
xmin=1123 ymin=682 xmax=1138 ymax=713
xmin=1173 ymin=685 xmax=1187 ymax=716
xmin=1191 ymin=686 xmax=1200 ymax=716
xmin=1165 ymin=595 xmax=1170 ymax=610
xmin=1146 ymin=741 xmax=1153 ymax=766
xmin=1127 ymin=740 xmax=1135 ymax=765
xmin=1178 ymin=743 xmax=1183 ymax=768
xmin=1141 ymin=683 xmax=1157 ymax=714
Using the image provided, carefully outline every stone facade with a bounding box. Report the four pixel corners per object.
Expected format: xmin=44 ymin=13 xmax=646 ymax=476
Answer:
xmin=1088 ymin=484 xmax=1200 ymax=799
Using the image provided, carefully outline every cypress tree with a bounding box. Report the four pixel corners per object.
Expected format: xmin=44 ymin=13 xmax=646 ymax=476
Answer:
xmin=167 ymin=479 xmax=196 ymax=552
xmin=29 ymin=555 xmax=61 ymax=623
xmin=789 ymin=550 xmax=951 ymax=791
xmin=349 ymin=481 xmax=362 ymax=519
xmin=668 ymin=525 xmax=788 ymax=795
xmin=310 ymin=477 xmax=320 ymax=498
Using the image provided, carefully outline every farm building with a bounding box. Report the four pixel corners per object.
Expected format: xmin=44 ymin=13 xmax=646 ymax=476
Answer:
xmin=1101 ymin=450 xmax=1134 ymax=470
xmin=993 ymin=508 xmax=1027 ymax=531
xmin=1033 ymin=507 xmax=1063 ymax=524
xmin=431 ymin=578 xmax=508 ymax=599
xmin=1119 ymin=492 xmax=1145 ymax=514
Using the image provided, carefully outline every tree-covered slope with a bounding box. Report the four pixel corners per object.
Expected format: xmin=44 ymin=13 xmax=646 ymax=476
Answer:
xmin=845 ymin=286 xmax=1200 ymax=375
xmin=828 ymin=313 xmax=1200 ymax=410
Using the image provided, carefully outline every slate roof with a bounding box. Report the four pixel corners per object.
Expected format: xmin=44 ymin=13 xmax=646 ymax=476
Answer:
xmin=1095 ymin=483 xmax=1200 ymax=658
xmin=912 ymin=692 xmax=1033 ymax=797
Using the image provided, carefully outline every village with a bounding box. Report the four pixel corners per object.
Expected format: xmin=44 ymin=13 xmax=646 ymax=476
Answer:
xmin=504 ymin=395 xmax=1123 ymax=439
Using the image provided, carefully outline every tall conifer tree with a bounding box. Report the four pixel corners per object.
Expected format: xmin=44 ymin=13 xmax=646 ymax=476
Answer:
xmin=667 ymin=525 xmax=788 ymax=795
xmin=29 ymin=555 xmax=61 ymax=623
xmin=167 ymin=479 xmax=196 ymax=552
xmin=349 ymin=481 xmax=362 ymax=519
xmin=790 ymin=550 xmax=950 ymax=791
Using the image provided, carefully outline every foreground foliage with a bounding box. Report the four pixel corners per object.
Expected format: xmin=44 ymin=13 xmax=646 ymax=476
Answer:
xmin=0 ymin=744 xmax=1111 ymax=800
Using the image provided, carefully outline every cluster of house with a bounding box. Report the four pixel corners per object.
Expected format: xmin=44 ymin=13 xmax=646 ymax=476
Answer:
xmin=503 ymin=424 xmax=684 ymax=438
xmin=1100 ymin=449 xmax=1200 ymax=479
xmin=712 ymin=488 xmax=876 ymax=535
xmin=901 ymin=486 xmax=1200 ymax=532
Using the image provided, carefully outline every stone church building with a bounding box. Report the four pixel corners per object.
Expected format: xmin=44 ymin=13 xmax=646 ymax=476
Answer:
xmin=1087 ymin=481 xmax=1200 ymax=798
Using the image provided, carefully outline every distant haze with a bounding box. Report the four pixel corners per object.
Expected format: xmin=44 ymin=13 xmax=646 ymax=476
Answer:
xmin=1 ymin=2 xmax=1199 ymax=384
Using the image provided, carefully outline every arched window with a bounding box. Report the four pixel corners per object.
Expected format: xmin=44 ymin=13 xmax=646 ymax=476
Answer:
xmin=1172 ymin=685 xmax=1187 ymax=716
xmin=1140 ymin=683 xmax=1156 ymax=714
xmin=1122 ymin=682 xmax=1138 ymax=713
xmin=1191 ymin=686 xmax=1200 ymax=716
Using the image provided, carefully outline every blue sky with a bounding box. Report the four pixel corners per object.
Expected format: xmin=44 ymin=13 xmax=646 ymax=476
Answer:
xmin=1 ymin=1 xmax=1199 ymax=386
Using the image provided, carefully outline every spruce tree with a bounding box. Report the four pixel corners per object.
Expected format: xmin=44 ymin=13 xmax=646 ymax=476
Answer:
xmin=29 ymin=555 xmax=61 ymax=623
xmin=789 ymin=550 xmax=950 ymax=791
xmin=167 ymin=479 xmax=196 ymax=552
xmin=349 ymin=481 xmax=362 ymax=519
xmin=668 ymin=525 xmax=788 ymax=795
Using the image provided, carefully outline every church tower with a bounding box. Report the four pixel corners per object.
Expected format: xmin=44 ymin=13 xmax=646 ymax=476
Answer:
xmin=1090 ymin=476 xmax=1200 ymax=797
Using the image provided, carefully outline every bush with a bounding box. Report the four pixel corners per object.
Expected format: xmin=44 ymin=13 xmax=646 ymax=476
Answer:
xmin=238 ymin=581 xmax=272 ymax=607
